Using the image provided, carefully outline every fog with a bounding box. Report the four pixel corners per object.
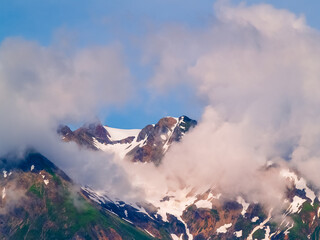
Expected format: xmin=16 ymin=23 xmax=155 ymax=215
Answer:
xmin=2 ymin=1 xmax=320 ymax=209
xmin=0 ymin=38 xmax=139 ymax=200
xmin=135 ymin=1 xmax=320 ymax=207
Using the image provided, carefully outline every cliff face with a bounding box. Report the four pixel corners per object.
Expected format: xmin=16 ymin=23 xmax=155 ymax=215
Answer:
xmin=127 ymin=116 xmax=197 ymax=165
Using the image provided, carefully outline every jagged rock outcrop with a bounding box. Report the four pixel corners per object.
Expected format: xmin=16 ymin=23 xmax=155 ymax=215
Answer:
xmin=58 ymin=116 xmax=197 ymax=165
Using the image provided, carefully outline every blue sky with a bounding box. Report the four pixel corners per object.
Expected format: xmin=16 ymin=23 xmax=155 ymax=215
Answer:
xmin=1 ymin=0 xmax=320 ymax=128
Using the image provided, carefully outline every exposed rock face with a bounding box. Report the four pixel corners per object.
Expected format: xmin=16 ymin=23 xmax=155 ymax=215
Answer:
xmin=57 ymin=122 xmax=112 ymax=150
xmin=58 ymin=116 xmax=197 ymax=165
xmin=81 ymin=164 xmax=320 ymax=240
xmin=127 ymin=116 xmax=197 ymax=165
xmin=58 ymin=116 xmax=320 ymax=240
xmin=12 ymin=116 xmax=320 ymax=240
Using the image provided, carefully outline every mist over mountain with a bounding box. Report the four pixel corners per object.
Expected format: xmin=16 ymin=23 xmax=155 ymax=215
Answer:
xmin=2 ymin=114 xmax=320 ymax=239
xmin=2 ymin=1 xmax=320 ymax=239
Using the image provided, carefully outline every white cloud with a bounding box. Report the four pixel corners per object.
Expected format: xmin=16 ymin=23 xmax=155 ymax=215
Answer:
xmin=0 ymin=38 xmax=133 ymax=152
xmin=0 ymin=38 xmax=138 ymax=200
xmin=140 ymin=1 xmax=320 ymax=205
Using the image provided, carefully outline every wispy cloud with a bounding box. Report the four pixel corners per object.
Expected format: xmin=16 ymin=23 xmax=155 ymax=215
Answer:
xmin=2 ymin=1 xmax=320 ymax=208
xmin=0 ymin=37 xmax=139 ymax=200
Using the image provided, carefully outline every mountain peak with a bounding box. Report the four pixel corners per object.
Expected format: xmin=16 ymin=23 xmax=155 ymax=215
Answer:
xmin=58 ymin=115 xmax=197 ymax=164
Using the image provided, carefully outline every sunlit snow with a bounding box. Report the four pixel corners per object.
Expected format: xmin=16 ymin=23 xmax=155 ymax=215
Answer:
xmin=216 ymin=223 xmax=232 ymax=234
xmin=2 ymin=187 xmax=5 ymax=199
xmin=234 ymin=230 xmax=242 ymax=237
xmin=104 ymin=126 xmax=140 ymax=141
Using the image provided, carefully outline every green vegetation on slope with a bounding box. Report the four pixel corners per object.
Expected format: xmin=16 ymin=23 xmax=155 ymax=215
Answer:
xmin=16 ymin=173 xmax=154 ymax=240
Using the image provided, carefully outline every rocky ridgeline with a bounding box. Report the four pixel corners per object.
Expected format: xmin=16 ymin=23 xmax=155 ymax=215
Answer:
xmin=2 ymin=116 xmax=320 ymax=239
xmin=81 ymin=162 xmax=320 ymax=240
xmin=58 ymin=116 xmax=197 ymax=165
xmin=0 ymin=151 xmax=154 ymax=239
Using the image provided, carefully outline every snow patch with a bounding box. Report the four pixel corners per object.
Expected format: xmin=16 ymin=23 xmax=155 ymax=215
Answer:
xmin=216 ymin=223 xmax=232 ymax=234
xmin=44 ymin=179 xmax=49 ymax=185
xmin=182 ymin=220 xmax=193 ymax=240
xmin=147 ymin=186 xmax=195 ymax=239
xmin=264 ymin=226 xmax=270 ymax=240
xmin=162 ymin=117 xmax=180 ymax=154
xmin=93 ymin=131 xmax=148 ymax=159
xmin=82 ymin=186 xmax=119 ymax=205
xmin=212 ymin=193 xmax=222 ymax=199
xmin=153 ymin=187 xmax=197 ymax=222
xmin=144 ymin=229 xmax=155 ymax=237
xmin=88 ymin=195 xmax=101 ymax=204
xmin=3 ymin=171 xmax=7 ymax=178
xmin=2 ymin=187 xmax=5 ymax=199
xmin=30 ymin=165 xmax=34 ymax=171
xmin=171 ymin=234 xmax=183 ymax=240
xmin=93 ymin=138 xmax=129 ymax=159
xmin=160 ymin=134 xmax=167 ymax=141
xmin=234 ymin=230 xmax=242 ymax=237
xmin=195 ymin=200 xmax=212 ymax=209
xmin=284 ymin=223 xmax=294 ymax=235
xmin=287 ymin=196 xmax=306 ymax=214
xmin=248 ymin=209 xmax=272 ymax=240
xmin=195 ymin=197 xmax=212 ymax=209
xmin=280 ymin=169 xmax=316 ymax=204
xmin=123 ymin=218 xmax=133 ymax=224
xmin=104 ymin=126 xmax=140 ymax=141
xmin=251 ymin=216 xmax=259 ymax=223
xmin=237 ymin=196 xmax=249 ymax=216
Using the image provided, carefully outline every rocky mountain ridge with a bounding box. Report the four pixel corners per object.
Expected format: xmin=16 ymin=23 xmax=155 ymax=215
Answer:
xmin=2 ymin=115 xmax=320 ymax=239
xmin=58 ymin=115 xmax=320 ymax=239
xmin=59 ymin=116 xmax=197 ymax=164
xmin=0 ymin=151 xmax=155 ymax=240
xmin=81 ymin=161 xmax=320 ymax=240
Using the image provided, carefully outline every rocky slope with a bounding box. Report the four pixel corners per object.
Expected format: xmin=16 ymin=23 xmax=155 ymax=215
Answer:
xmin=3 ymin=115 xmax=320 ymax=239
xmin=60 ymin=115 xmax=320 ymax=240
xmin=81 ymin=162 xmax=320 ymax=240
xmin=58 ymin=116 xmax=197 ymax=165
xmin=0 ymin=151 xmax=156 ymax=240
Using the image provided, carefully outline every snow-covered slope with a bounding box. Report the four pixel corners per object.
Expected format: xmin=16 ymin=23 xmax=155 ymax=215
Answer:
xmin=103 ymin=126 xmax=140 ymax=141
xmin=93 ymin=126 xmax=147 ymax=159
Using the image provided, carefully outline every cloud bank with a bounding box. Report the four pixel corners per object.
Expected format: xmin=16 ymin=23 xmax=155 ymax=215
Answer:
xmin=2 ymin=1 xmax=320 ymax=209
xmin=137 ymin=1 xmax=320 ymax=205
xmin=0 ymin=38 xmax=139 ymax=200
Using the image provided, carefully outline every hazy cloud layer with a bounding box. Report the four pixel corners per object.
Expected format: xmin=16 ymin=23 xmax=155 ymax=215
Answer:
xmin=138 ymin=1 xmax=320 ymax=205
xmin=0 ymin=38 xmax=138 ymax=200
xmin=2 ymin=1 xmax=320 ymax=209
